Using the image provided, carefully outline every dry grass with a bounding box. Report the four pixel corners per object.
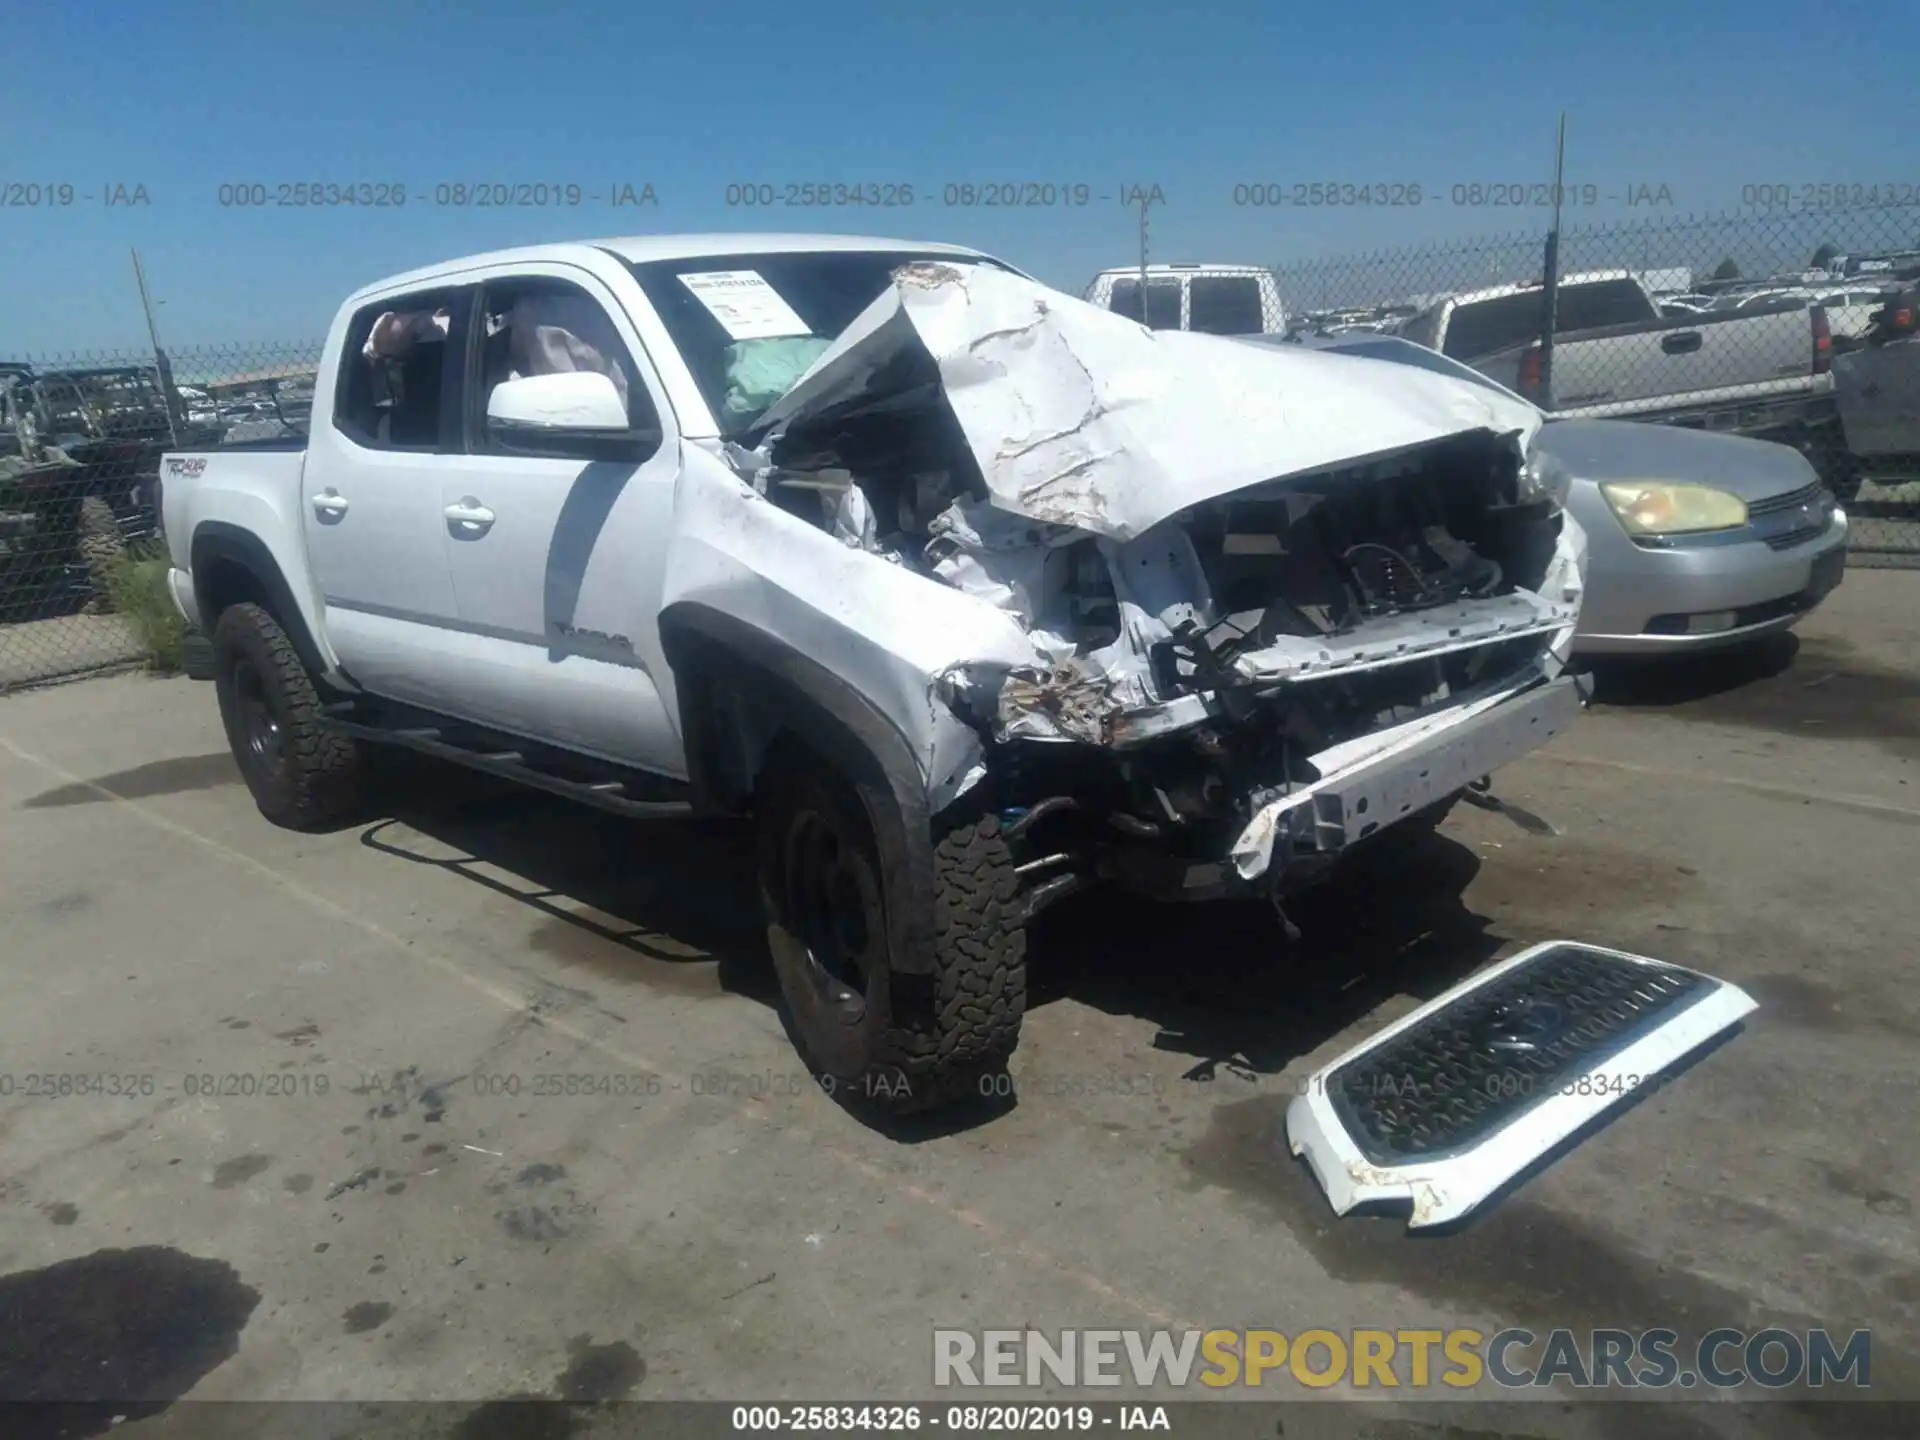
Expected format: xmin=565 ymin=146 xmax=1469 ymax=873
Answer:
xmin=101 ymin=537 xmax=186 ymax=672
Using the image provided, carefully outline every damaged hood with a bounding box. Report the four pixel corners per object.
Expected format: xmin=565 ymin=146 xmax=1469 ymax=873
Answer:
xmin=753 ymin=264 xmax=1543 ymax=541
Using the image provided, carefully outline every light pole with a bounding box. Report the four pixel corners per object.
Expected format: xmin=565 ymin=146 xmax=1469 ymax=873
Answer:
xmin=131 ymin=248 xmax=179 ymax=445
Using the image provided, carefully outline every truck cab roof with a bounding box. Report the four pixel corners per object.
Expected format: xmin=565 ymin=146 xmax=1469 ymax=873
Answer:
xmin=351 ymin=233 xmax=1000 ymax=307
xmin=1434 ymin=270 xmax=1639 ymax=308
xmin=1088 ymin=262 xmax=1271 ymax=278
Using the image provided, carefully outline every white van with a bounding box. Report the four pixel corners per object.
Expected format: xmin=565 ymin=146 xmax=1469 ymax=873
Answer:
xmin=1083 ymin=263 xmax=1285 ymax=336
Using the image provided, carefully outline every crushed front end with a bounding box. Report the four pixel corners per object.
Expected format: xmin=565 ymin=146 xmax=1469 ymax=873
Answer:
xmin=933 ymin=429 xmax=1587 ymax=907
xmin=735 ymin=262 xmax=1588 ymax=912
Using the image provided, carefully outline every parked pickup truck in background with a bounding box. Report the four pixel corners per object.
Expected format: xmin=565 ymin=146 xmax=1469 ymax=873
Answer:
xmin=1398 ymin=270 xmax=1847 ymax=488
xmin=159 ymin=233 xmax=1587 ymax=1112
xmin=1 ymin=363 xmax=179 ymax=622
xmin=1832 ymin=287 xmax=1920 ymax=486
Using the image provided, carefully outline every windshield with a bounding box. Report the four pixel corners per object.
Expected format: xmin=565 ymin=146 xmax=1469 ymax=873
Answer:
xmin=627 ymin=250 xmax=1015 ymax=439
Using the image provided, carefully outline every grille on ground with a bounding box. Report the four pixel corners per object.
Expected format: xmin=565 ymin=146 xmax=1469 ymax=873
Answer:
xmin=1326 ymin=944 xmax=1713 ymax=1165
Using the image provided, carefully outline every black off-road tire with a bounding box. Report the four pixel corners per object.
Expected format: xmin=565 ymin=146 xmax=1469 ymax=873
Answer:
xmin=757 ymin=751 xmax=1026 ymax=1114
xmin=211 ymin=601 xmax=367 ymax=830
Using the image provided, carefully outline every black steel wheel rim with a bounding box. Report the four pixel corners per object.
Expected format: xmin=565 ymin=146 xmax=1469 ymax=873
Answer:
xmin=782 ymin=806 xmax=875 ymax=1024
xmin=231 ymin=655 xmax=283 ymax=768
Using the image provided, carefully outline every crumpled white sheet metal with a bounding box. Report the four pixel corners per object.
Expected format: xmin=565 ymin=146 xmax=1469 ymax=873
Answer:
xmin=755 ymin=264 xmax=1543 ymax=541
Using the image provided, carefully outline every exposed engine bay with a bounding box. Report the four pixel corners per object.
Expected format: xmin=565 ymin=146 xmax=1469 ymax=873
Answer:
xmin=728 ymin=263 xmax=1586 ymax=899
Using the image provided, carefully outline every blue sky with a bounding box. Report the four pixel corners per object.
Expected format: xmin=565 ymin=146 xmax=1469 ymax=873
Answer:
xmin=4 ymin=0 xmax=1913 ymax=353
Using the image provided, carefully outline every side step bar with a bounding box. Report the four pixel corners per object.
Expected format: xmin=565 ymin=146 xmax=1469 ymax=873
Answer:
xmin=321 ymin=706 xmax=694 ymax=822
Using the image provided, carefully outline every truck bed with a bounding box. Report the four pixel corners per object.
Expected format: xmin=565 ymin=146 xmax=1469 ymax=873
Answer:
xmin=158 ymin=446 xmax=308 ymax=558
xmin=1476 ymin=299 xmax=1826 ymax=422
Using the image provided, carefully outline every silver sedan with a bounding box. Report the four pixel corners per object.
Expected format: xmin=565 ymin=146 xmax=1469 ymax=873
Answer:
xmin=1545 ymin=420 xmax=1846 ymax=655
xmin=1259 ymin=333 xmax=1849 ymax=656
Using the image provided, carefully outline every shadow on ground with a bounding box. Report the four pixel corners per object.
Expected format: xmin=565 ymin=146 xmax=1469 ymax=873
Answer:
xmin=360 ymin=753 xmax=774 ymax=1005
xmin=1026 ymin=829 xmax=1500 ymax=1084
xmin=11 ymin=739 xmax=1512 ymax=1134
xmin=1583 ymin=632 xmax=1920 ymax=758
xmin=0 ymin=1247 xmax=259 ymax=1439
xmin=1583 ymin=632 xmax=1804 ymax=708
xmin=347 ymin=753 xmax=1509 ymax=1129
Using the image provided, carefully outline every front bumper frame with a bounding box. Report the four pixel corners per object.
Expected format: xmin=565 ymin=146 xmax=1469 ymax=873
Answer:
xmin=1229 ymin=675 xmax=1582 ymax=882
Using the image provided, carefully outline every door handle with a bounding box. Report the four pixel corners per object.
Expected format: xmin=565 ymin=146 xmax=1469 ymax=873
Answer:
xmin=310 ymin=489 xmax=349 ymax=519
xmin=1661 ymin=331 xmax=1703 ymax=355
xmin=444 ymin=498 xmax=496 ymax=534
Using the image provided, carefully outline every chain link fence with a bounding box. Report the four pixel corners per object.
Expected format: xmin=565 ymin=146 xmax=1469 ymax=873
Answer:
xmin=1 ymin=342 xmax=321 ymax=689
xmin=1273 ymin=201 xmax=1920 ymax=567
xmin=5 ymin=202 xmax=1917 ymax=687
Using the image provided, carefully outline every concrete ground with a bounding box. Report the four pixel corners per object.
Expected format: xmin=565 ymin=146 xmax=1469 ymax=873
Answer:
xmin=1850 ymin=480 xmax=1920 ymax=565
xmin=1 ymin=572 xmax=1917 ymax=1439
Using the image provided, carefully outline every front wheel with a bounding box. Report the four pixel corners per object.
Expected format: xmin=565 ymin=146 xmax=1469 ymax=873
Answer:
xmin=756 ymin=753 xmax=1026 ymax=1113
xmin=212 ymin=601 xmax=367 ymax=830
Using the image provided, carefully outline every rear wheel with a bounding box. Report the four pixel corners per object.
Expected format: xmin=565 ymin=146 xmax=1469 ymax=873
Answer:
xmin=756 ymin=750 xmax=1026 ymax=1113
xmin=212 ymin=601 xmax=367 ymax=830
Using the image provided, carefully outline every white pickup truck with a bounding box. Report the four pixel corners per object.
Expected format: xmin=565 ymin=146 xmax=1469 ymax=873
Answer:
xmin=159 ymin=233 xmax=1589 ymax=1112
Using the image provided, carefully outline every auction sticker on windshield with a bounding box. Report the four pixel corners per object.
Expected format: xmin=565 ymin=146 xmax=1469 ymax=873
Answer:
xmin=678 ymin=270 xmax=812 ymax=339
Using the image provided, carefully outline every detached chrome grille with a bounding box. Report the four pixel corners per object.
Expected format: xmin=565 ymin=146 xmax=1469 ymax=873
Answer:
xmin=1325 ymin=943 xmax=1712 ymax=1165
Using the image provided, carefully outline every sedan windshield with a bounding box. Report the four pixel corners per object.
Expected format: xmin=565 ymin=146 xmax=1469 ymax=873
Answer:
xmin=628 ymin=251 xmax=1014 ymax=439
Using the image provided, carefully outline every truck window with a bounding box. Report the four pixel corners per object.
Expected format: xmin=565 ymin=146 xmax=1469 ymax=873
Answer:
xmin=471 ymin=276 xmax=661 ymax=461
xmin=1441 ymin=293 xmax=1550 ymax=359
xmin=1107 ymin=277 xmax=1183 ymax=330
xmin=333 ymin=287 xmax=469 ymax=452
xmin=1187 ymin=276 xmax=1267 ymax=335
xmin=1441 ymin=279 xmax=1655 ymax=359
xmin=1555 ymin=278 xmax=1658 ymax=329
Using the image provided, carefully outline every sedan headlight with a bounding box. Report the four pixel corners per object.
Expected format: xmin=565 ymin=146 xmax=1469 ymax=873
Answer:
xmin=1599 ymin=480 xmax=1748 ymax=537
xmin=1518 ymin=448 xmax=1572 ymax=509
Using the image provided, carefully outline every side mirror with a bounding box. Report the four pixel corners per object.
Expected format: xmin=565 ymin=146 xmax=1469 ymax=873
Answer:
xmin=487 ymin=371 xmax=631 ymax=434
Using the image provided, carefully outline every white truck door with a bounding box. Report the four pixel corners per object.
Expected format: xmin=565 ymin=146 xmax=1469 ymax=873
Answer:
xmin=302 ymin=283 xmax=474 ymax=710
xmin=434 ymin=266 xmax=685 ymax=778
